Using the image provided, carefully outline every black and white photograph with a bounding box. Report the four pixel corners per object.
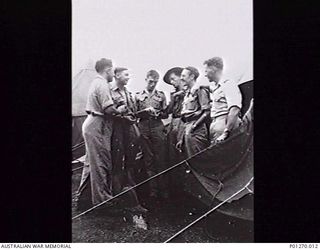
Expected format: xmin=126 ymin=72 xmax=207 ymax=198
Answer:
xmin=71 ymin=0 xmax=253 ymax=243
xmin=3 ymin=0 xmax=320 ymax=245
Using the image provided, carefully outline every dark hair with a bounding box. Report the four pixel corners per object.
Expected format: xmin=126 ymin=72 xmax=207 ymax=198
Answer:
xmin=185 ymin=66 xmax=200 ymax=80
xmin=203 ymin=57 xmax=223 ymax=70
xmin=114 ymin=67 xmax=128 ymax=75
xmin=146 ymin=70 xmax=160 ymax=79
xmin=95 ymin=58 xmax=113 ymax=73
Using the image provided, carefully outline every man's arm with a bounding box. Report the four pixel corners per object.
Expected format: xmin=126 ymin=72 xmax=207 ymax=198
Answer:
xmin=190 ymin=88 xmax=211 ymax=132
xmin=134 ymin=94 xmax=140 ymax=111
xmin=158 ymin=93 xmax=169 ymax=119
xmin=225 ymin=106 xmax=241 ymax=131
xmin=224 ymin=81 xmax=242 ymax=131
xmin=104 ymin=105 xmax=122 ymax=115
xmin=216 ymin=82 xmax=242 ymax=141
xmin=190 ymin=110 xmax=210 ymax=133
xmin=165 ymin=93 xmax=175 ymax=115
xmin=97 ymin=82 xmax=121 ymax=115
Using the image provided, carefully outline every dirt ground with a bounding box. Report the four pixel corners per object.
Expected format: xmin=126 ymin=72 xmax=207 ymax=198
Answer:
xmin=72 ymin=166 xmax=253 ymax=243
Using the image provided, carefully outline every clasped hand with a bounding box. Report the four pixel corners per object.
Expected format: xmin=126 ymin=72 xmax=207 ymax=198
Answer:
xmin=145 ymin=106 xmax=159 ymax=116
xmin=216 ymin=131 xmax=229 ymax=142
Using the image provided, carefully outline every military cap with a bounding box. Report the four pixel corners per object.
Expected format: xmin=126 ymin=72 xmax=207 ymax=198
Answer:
xmin=163 ymin=67 xmax=183 ymax=85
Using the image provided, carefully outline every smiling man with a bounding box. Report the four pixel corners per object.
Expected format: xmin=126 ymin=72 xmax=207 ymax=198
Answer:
xmin=178 ymin=66 xmax=211 ymax=158
xmin=163 ymin=67 xmax=185 ymax=164
xmin=110 ymin=67 xmax=148 ymax=214
xmin=135 ymin=70 xmax=169 ymax=201
xmin=203 ymin=57 xmax=243 ymax=143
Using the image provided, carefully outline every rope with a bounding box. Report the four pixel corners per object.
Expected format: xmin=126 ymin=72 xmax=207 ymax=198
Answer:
xmin=72 ymin=166 xmax=84 ymax=172
xmin=72 ymin=141 xmax=85 ymax=151
xmin=163 ymin=177 xmax=254 ymax=243
xmin=72 ymin=144 xmax=216 ymax=220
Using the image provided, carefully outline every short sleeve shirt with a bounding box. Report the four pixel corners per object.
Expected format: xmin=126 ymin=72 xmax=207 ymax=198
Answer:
xmin=210 ymin=79 xmax=242 ymax=118
xmin=135 ymin=89 xmax=167 ymax=112
xmin=85 ymin=74 xmax=114 ymax=115
xmin=181 ymin=87 xmax=211 ymax=118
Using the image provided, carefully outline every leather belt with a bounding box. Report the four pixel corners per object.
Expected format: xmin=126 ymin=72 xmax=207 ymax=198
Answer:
xmin=181 ymin=115 xmax=200 ymax=123
xmin=139 ymin=116 xmax=161 ymax=121
xmin=86 ymin=111 xmax=104 ymax=117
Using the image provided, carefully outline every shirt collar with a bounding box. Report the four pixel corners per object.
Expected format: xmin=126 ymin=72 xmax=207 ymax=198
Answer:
xmin=144 ymin=88 xmax=156 ymax=96
xmin=111 ymin=83 xmax=127 ymax=92
xmin=95 ymin=74 xmax=105 ymax=81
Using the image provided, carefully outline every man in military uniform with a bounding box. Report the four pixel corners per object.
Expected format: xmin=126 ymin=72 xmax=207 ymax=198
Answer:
xmin=163 ymin=67 xmax=185 ymax=162
xmin=81 ymin=58 xmax=123 ymax=205
xmin=177 ymin=66 xmax=211 ymax=157
xmin=202 ymin=57 xmax=242 ymax=143
xmin=109 ymin=67 xmax=148 ymax=213
xmin=162 ymin=67 xmax=186 ymax=198
xmin=135 ymin=70 xmax=168 ymax=199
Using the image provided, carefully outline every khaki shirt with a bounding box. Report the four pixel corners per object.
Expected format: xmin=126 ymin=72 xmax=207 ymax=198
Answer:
xmin=110 ymin=84 xmax=136 ymax=114
xmin=181 ymin=87 xmax=211 ymax=119
xmin=135 ymin=89 xmax=167 ymax=112
xmin=210 ymin=79 xmax=242 ymax=118
xmin=166 ymin=90 xmax=185 ymax=117
xmin=85 ymin=74 xmax=114 ymax=115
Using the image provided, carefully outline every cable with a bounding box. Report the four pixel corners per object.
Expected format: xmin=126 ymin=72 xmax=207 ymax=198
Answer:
xmin=72 ymin=144 xmax=216 ymax=220
xmin=72 ymin=141 xmax=85 ymax=151
xmin=72 ymin=166 xmax=84 ymax=172
xmin=163 ymin=177 xmax=253 ymax=243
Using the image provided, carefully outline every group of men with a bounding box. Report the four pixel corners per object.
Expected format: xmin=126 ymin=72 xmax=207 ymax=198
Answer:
xmin=75 ymin=57 xmax=243 ymax=214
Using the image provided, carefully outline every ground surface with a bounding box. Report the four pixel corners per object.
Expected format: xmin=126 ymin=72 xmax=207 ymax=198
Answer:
xmin=72 ymin=165 xmax=253 ymax=243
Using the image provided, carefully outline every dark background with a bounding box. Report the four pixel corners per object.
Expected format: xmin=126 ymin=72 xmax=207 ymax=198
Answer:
xmin=1 ymin=0 xmax=319 ymax=242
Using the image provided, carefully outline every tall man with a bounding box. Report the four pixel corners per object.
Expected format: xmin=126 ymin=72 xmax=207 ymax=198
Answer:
xmin=110 ymin=67 xmax=147 ymax=213
xmin=135 ymin=70 xmax=168 ymax=199
xmin=203 ymin=57 xmax=242 ymax=142
xmin=178 ymin=66 xmax=211 ymax=157
xmin=82 ymin=58 xmax=122 ymax=205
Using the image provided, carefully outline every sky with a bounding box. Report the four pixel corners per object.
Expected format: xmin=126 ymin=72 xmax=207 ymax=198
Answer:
xmin=72 ymin=0 xmax=253 ymax=98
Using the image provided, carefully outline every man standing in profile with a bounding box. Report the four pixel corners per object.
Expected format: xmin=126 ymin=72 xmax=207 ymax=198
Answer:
xmin=135 ymin=70 xmax=168 ymax=200
xmin=202 ymin=57 xmax=243 ymax=143
xmin=178 ymin=66 xmax=211 ymax=157
xmin=82 ymin=58 xmax=123 ymax=205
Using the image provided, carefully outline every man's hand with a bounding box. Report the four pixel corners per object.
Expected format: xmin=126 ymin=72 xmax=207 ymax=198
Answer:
xmin=190 ymin=82 xmax=210 ymax=95
xmin=145 ymin=106 xmax=159 ymax=116
xmin=122 ymin=114 xmax=136 ymax=123
xmin=117 ymin=105 xmax=128 ymax=114
xmin=186 ymin=124 xmax=196 ymax=136
xmin=173 ymin=90 xmax=184 ymax=98
xmin=176 ymin=140 xmax=183 ymax=152
xmin=216 ymin=129 xmax=230 ymax=142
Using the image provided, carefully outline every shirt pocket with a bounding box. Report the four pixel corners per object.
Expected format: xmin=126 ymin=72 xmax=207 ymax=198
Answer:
xmin=185 ymin=95 xmax=198 ymax=110
xmin=113 ymin=95 xmax=125 ymax=107
xmin=137 ymin=94 xmax=148 ymax=102
xmin=137 ymin=95 xmax=148 ymax=109
xmin=151 ymin=96 xmax=163 ymax=109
